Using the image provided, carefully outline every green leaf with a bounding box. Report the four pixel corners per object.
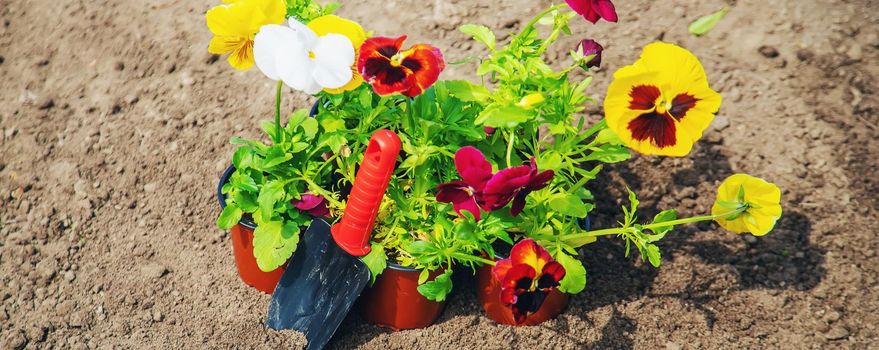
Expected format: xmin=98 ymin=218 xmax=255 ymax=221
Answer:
xmin=319 ymin=116 xmax=345 ymax=133
xmin=230 ymin=172 xmax=259 ymax=193
xmin=688 ymin=7 xmax=729 ymax=36
xmin=459 ymin=24 xmax=496 ymax=50
xmin=300 ymin=117 xmax=319 ymax=140
xmin=416 ymin=269 xmax=453 ymax=301
xmin=649 ymin=209 xmax=677 ymax=237
xmin=556 ymin=253 xmax=587 ymax=294
xmin=549 ymin=194 xmax=590 ymax=218
xmin=645 ymin=244 xmax=661 ymax=267
xmin=232 ymin=191 xmax=258 ymax=212
xmin=476 ymin=104 xmax=533 ymax=128
xmin=257 ymin=180 xmax=286 ymax=221
xmin=360 ymin=243 xmax=387 ymax=284
xmin=539 ymin=151 xmax=563 ymax=171
xmin=444 ymin=80 xmax=491 ymax=102
xmin=593 ymin=128 xmax=624 ymax=146
xmin=252 ymin=220 xmax=300 ymax=272
xmin=452 ymin=217 xmax=478 ymax=241
xmin=261 ymin=147 xmax=292 ymax=169
xmin=583 ymin=144 xmax=631 ymax=163
xmin=316 ymin=133 xmax=347 ymax=153
xmin=216 ymin=203 xmax=242 ymax=229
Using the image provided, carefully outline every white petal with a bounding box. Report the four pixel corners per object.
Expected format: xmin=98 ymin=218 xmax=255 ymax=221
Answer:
xmin=253 ymin=24 xmax=296 ymax=81
xmin=312 ymin=34 xmax=355 ymax=88
xmin=312 ymin=63 xmax=353 ymax=89
xmin=276 ymin=44 xmax=315 ymax=92
xmin=300 ymin=78 xmax=323 ymax=95
xmin=286 ymin=19 xmax=318 ymax=48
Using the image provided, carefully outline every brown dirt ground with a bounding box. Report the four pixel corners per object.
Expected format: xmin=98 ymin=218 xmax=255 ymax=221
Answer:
xmin=2 ymin=0 xmax=879 ymax=349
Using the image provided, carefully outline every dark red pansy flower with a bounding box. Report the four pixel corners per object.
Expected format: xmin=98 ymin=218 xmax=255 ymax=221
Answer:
xmin=483 ymin=158 xmax=554 ymax=216
xmin=492 ymin=239 xmax=566 ymax=324
xmin=577 ymin=39 xmax=604 ymax=68
xmin=566 ymin=0 xmax=617 ymax=24
xmin=291 ymin=194 xmax=330 ymax=218
xmin=435 ymin=146 xmax=493 ymax=220
xmin=484 ymin=126 xmax=496 ymax=137
xmin=357 ymin=36 xmax=445 ymax=98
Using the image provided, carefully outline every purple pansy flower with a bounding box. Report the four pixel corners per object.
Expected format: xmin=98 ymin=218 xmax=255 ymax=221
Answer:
xmin=566 ymin=0 xmax=618 ymax=24
xmin=292 ymin=194 xmax=330 ymax=218
xmin=435 ymin=146 xmax=493 ymax=220
xmin=484 ymin=158 xmax=554 ymax=216
xmin=578 ymin=39 xmax=604 ymax=68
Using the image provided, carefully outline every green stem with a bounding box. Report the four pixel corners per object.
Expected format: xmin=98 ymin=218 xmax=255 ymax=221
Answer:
xmin=561 ymin=208 xmax=746 ymax=243
xmin=521 ymin=3 xmax=568 ymax=35
xmin=405 ymin=97 xmax=416 ymax=135
xmin=274 ymin=80 xmax=284 ymax=144
xmin=505 ymin=130 xmax=515 ymax=168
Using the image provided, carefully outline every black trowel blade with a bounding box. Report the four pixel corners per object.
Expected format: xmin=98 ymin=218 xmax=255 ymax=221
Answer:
xmin=266 ymin=219 xmax=371 ymax=350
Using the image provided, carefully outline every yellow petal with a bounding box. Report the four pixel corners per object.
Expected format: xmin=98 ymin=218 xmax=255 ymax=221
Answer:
xmin=206 ymin=3 xmax=247 ymax=37
xmin=712 ymin=174 xmax=782 ymax=236
xmin=227 ymin=40 xmax=255 ymax=70
xmin=307 ymin=15 xmax=367 ymax=48
xmin=208 ymin=35 xmax=245 ymax=55
xmin=206 ymin=0 xmax=285 ymax=37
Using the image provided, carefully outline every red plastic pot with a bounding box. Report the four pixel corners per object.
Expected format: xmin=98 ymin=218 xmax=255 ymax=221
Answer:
xmin=229 ymin=223 xmax=286 ymax=294
xmin=358 ymin=263 xmax=446 ymax=330
xmin=218 ymin=165 xmax=285 ymax=294
xmin=476 ymin=258 xmax=569 ymax=326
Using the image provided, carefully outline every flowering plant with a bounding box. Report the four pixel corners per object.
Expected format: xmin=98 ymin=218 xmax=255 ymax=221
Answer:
xmin=209 ymin=0 xmax=783 ymax=321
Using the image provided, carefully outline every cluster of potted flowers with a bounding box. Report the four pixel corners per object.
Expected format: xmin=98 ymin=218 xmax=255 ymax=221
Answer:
xmin=210 ymin=0 xmax=783 ymax=329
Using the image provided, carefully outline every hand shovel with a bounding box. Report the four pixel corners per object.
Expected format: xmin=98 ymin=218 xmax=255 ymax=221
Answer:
xmin=266 ymin=130 xmax=401 ymax=350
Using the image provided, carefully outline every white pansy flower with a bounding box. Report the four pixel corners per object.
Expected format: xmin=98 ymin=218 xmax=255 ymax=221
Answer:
xmin=253 ymin=19 xmax=355 ymax=94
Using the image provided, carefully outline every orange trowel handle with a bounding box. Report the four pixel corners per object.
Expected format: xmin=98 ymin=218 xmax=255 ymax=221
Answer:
xmin=330 ymin=130 xmax=401 ymax=257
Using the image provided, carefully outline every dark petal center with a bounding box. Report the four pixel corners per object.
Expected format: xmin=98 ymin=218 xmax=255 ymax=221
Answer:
xmin=401 ymin=57 xmax=422 ymax=72
xmin=627 ymin=111 xmax=677 ymax=148
xmin=514 ymin=277 xmax=533 ymax=291
xmin=363 ymin=57 xmax=408 ymax=85
xmin=628 ymin=84 xmax=661 ymax=110
xmin=536 ymin=273 xmax=560 ymax=290
xmin=513 ymin=290 xmax=549 ymax=314
xmin=377 ymin=45 xmax=399 ymax=58
xmin=669 ymin=93 xmax=699 ymax=120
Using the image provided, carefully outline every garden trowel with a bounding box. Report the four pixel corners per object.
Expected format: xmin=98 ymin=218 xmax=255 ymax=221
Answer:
xmin=266 ymin=130 xmax=401 ymax=350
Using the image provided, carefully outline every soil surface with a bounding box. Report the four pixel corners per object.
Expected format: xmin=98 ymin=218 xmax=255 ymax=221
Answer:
xmin=2 ymin=0 xmax=878 ymax=349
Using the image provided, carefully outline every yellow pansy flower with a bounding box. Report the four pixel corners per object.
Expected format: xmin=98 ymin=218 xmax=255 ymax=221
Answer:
xmin=517 ymin=93 xmax=545 ymax=109
xmin=307 ymin=15 xmax=367 ymax=93
xmin=712 ymin=174 xmax=782 ymax=236
xmin=604 ymin=42 xmax=722 ymax=156
xmin=206 ymin=0 xmax=286 ymax=70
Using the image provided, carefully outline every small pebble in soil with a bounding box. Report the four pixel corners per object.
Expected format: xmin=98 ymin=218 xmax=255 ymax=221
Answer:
xmin=205 ymin=54 xmax=220 ymax=65
xmin=0 ymin=55 xmax=5 ymax=64
xmin=140 ymin=263 xmax=168 ymax=279
xmin=38 ymin=98 xmax=54 ymax=110
xmin=823 ymin=326 xmax=850 ymax=340
xmin=796 ymin=49 xmax=814 ymax=61
xmin=758 ymin=45 xmax=780 ymax=58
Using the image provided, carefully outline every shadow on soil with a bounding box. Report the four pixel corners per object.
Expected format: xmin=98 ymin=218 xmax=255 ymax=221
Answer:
xmin=328 ymin=142 xmax=826 ymax=349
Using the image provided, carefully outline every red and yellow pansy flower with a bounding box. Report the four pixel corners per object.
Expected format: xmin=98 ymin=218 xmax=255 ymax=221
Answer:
xmin=604 ymin=42 xmax=722 ymax=156
xmin=492 ymin=239 xmax=566 ymax=324
xmin=357 ymin=36 xmax=445 ymax=98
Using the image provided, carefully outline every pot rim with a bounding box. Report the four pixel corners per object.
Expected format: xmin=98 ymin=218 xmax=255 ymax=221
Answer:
xmin=385 ymin=261 xmax=423 ymax=273
xmin=217 ymin=165 xmax=257 ymax=229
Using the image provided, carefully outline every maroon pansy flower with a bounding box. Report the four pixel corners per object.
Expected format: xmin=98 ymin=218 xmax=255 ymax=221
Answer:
xmin=577 ymin=39 xmax=604 ymax=68
xmin=435 ymin=146 xmax=493 ymax=220
xmin=291 ymin=194 xmax=330 ymax=218
xmin=492 ymin=239 xmax=566 ymax=324
xmin=483 ymin=158 xmax=554 ymax=216
xmin=566 ymin=0 xmax=618 ymax=24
